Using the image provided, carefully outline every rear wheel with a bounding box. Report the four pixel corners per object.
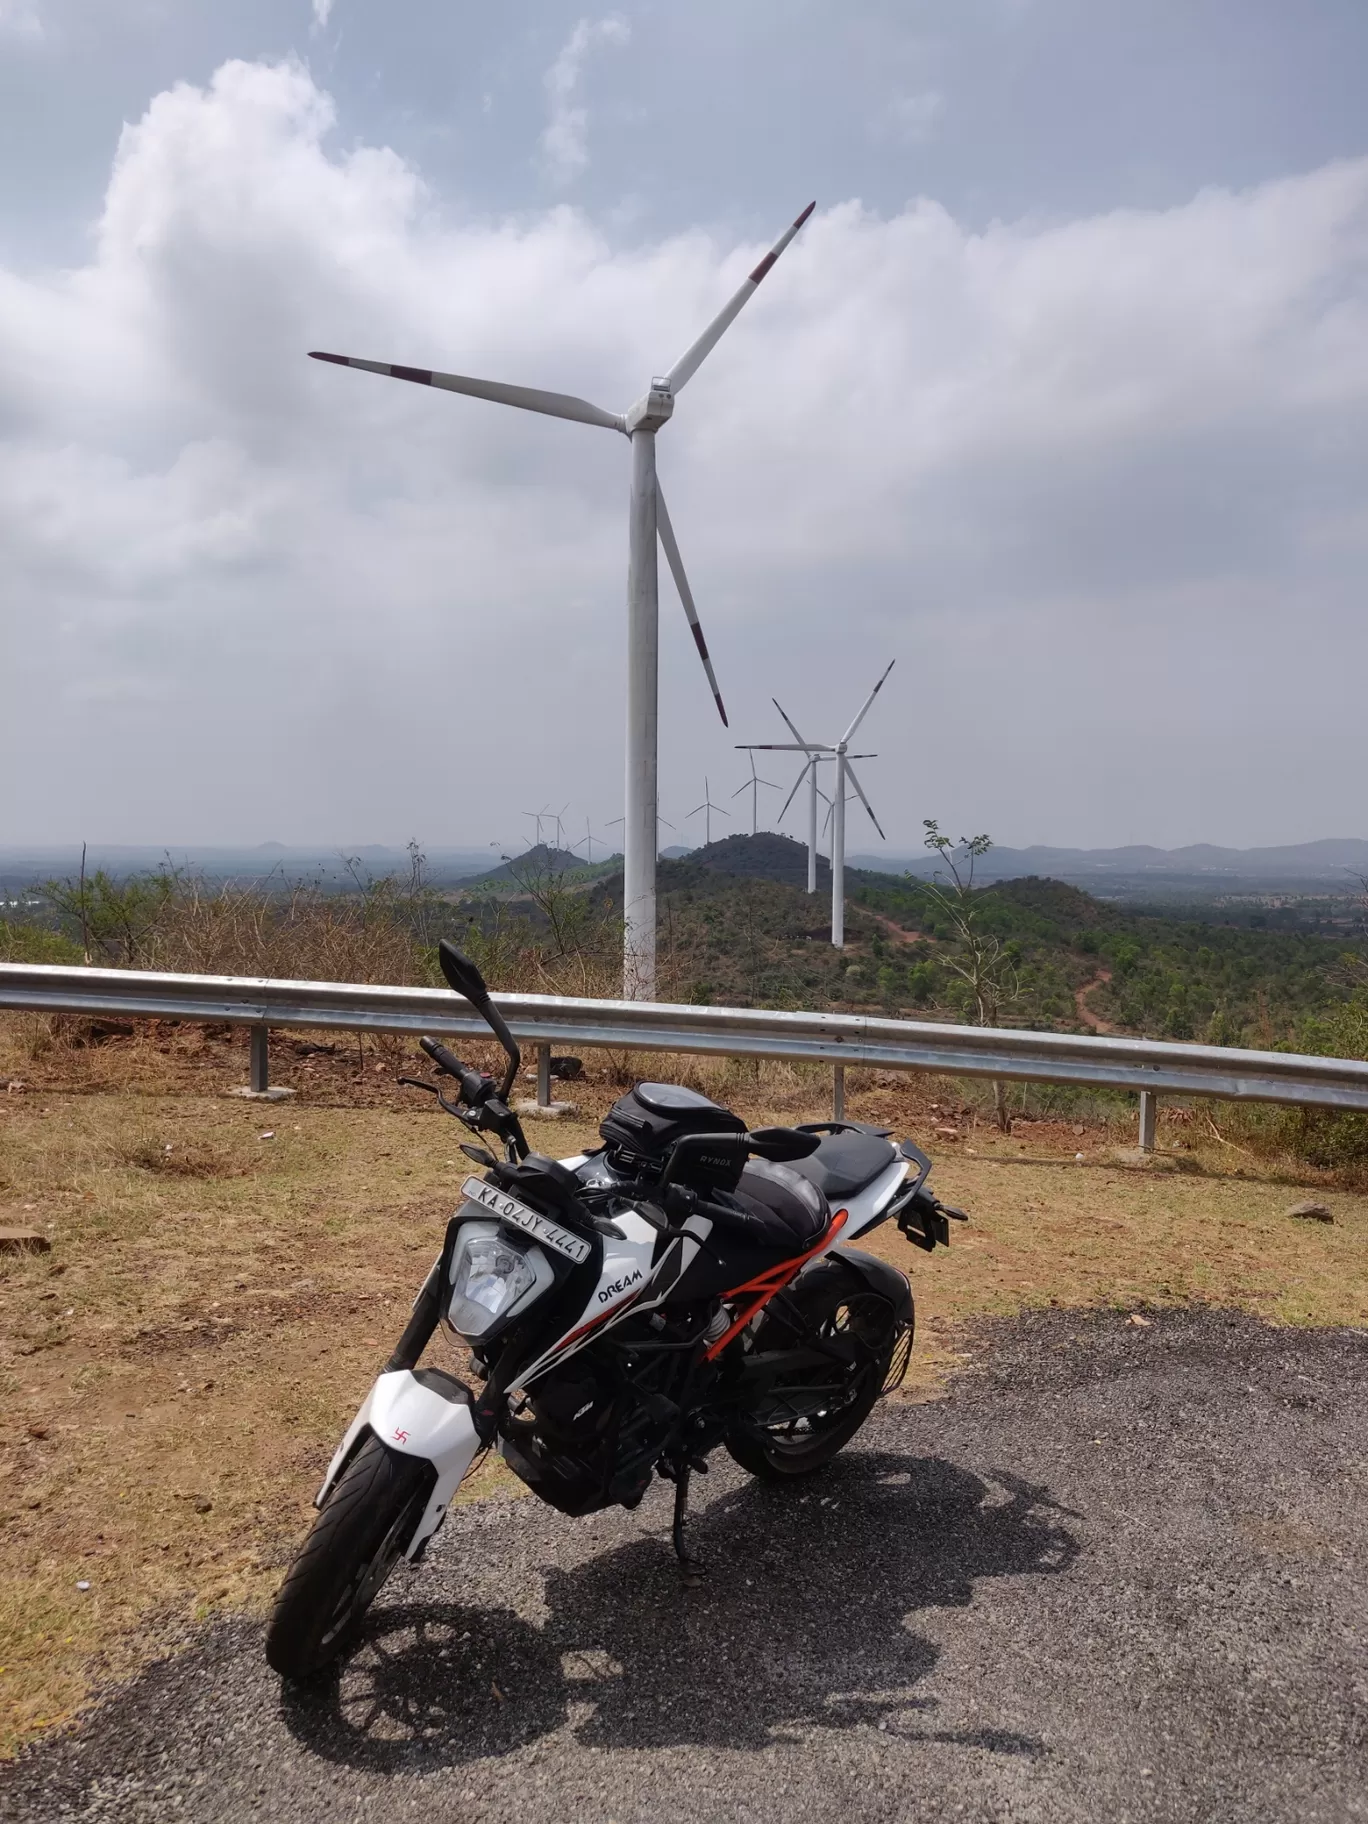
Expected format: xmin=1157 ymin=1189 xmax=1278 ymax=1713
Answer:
xmin=726 ymin=1261 xmax=909 ymax=1482
xmin=265 ymin=1435 xmax=433 ymax=1680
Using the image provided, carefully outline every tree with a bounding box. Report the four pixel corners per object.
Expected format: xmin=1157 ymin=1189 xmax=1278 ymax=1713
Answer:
xmin=42 ymin=850 xmax=177 ymax=967
xmin=912 ymin=820 xmax=1020 ymax=1129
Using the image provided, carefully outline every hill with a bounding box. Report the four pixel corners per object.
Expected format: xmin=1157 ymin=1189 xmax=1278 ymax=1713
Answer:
xmin=455 ymin=843 xmax=622 ymax=890
xmin=446 ymin=833 xmax=1365 ymax=1046
xmin=661 ymin=831 xmax=833 ymax=889
xmin=852 ymin=836 xmax=1368 ymax=898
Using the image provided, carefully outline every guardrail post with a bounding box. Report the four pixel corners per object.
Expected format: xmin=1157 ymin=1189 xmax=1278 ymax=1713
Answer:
xmin=1138 ymin=1090 xmax=1158 ymax=1152
xmin=833 ymin=1063 xmax=845 ymax=1122
xmin=250 ymin=1026 xmax=270 ymax=1095
xmin=536 ymin=1042 xmax=552 ymax=1108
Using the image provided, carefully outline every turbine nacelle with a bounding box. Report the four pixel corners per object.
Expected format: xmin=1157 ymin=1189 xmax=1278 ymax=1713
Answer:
xmin=624 ymin=384 xmax=675 ymax=435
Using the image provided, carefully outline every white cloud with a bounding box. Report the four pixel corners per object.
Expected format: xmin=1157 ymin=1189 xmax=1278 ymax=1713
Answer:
xmin=0 ymin=0 xmax=42 ymax=37
xmin=540 ymin=15 xmax=630 ymax=188
xmin=310 ymin=0 xmax=334 ymax=29
xmin=883 ymin=89 xmax=945 ymax=144
xmin=2 ymin=60 xmax=1366 ymax=848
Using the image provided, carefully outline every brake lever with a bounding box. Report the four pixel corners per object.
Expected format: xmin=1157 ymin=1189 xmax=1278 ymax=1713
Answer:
xmin=397 ymin=1075 xmax=439 ymax=1096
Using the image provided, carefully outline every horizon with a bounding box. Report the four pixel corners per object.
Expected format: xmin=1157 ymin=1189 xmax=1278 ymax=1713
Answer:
xmin=3 ymin=830 xmax=1367 ymax=863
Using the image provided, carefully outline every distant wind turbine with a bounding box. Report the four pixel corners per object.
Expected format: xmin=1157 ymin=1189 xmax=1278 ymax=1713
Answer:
xmin=686 ymin=777 xmax=729 ymax=848
xmin=308 ymin=201 xmax=816 ymax=997
xmin=743 ymin=661 xmax=894 ymax=946
xmin=732 ymin=752 xmax=781 ymax=836
xmin=573 ymin=817 xmax=609 ymax=866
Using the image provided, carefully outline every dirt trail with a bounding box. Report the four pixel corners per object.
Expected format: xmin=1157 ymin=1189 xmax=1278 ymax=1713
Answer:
xmin=864 ymin=909 xmax=933 ymax=944
xmin=1074 ymin=970 xmax=1115 ymax=1033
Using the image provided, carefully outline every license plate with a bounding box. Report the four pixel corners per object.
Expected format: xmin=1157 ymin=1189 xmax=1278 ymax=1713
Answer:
xmin=460 ymin=1175 xmax=592 ymax=1264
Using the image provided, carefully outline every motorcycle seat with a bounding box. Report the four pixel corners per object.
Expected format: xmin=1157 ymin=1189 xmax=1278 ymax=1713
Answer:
xmin=789 ymin=1126 xmax=899 ymax=1202
xmin=709 ymin=1159 xmax=830 ymax=1252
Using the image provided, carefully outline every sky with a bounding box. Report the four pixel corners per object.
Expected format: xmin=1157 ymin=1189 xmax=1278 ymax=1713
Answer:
xmin=1 ymin=0 xmax=1366 ymax=855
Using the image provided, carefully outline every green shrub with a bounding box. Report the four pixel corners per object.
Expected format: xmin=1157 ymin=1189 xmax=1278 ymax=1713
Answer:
xmin=0 ymin=921 xmax=84 ymax=965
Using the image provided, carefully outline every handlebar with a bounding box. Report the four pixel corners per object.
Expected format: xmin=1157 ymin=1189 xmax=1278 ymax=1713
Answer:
xmin=419 ymin=1035 xmax=467 ymax=1076
xmin=418 ymin=1036 xmax=488 ymax=1105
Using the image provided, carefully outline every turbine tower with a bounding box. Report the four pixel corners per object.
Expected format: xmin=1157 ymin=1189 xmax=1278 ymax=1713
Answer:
xmin=308 ymin=202 xmax=815 ymax=998
xmin=744 ymin=661 xmax=894 ymax=946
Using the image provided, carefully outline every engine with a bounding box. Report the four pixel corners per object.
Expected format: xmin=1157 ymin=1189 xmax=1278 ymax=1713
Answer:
xmin=498 ymin=1310 xmax=707 ymax=1515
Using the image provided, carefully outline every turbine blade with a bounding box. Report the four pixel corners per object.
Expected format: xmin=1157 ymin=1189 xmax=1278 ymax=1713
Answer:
xmin=664 ymin=202 xmax=816 ymax=393
xmin=309 ymin=352 xmax=624 ymax=431
xmin=730 ymin=781 xmax=751 ymax=799
xmin=777 ymin=760 xmax=810 ymax=823
xmin=845 ymin=763 xmax=887 ymax=841
xmin=840 ymin=659 xmax=896 ymax=744
xmin=655 ymin=481 xmax=728 ymax=726
xmin=741 ymin=742 xmax=826 ymax=752
xmin=772 ymin=697 xmax=815 ymax=749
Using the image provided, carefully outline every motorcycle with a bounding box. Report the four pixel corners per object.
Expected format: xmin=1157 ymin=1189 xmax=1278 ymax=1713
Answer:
xmin=265 ymin=941 xmax=967 ymax=1679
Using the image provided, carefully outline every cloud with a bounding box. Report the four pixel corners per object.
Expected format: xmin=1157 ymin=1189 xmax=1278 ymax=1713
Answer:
xmin=540 ymin=15 xmax=630 ymax=188
xmin=883 ymin=89 xmax=945 ymax=144
xmin=1 ymin=59 xmax=1366 ymax=848
xmin=310 ymin=0 xmax=334 ymax=28
xmin=0 ymin=0 xmax=42 ymax=37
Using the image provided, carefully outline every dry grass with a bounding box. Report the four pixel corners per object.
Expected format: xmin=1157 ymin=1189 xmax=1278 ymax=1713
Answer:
xmin=1 ymin=1055 xmax=1366 ymax=1759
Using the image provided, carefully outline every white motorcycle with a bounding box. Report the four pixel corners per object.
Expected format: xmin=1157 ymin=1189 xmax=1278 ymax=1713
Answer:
xmin=265 ymin=942 xmax=966 ymax=1679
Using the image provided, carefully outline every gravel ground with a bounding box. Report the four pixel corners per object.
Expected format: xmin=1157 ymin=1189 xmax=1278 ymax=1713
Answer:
xmin=4 ymin=1307 xmax=1367 ymax=1824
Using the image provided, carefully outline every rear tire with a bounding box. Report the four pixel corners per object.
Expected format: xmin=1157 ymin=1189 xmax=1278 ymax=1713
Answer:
xmin=265 ymin=1435 xmax=433 ymax=1680
xmin=726 ymin=1261 xmax=907 ymax=1482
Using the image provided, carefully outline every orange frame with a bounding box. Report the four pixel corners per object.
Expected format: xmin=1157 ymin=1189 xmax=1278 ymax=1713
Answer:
xmin=703 ymin=1208 xmax=849 ymax=1362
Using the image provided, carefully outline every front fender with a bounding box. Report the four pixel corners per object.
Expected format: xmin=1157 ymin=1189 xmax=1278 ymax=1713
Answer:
xmin=316 ymin=1367 xmax=482 ymax=1559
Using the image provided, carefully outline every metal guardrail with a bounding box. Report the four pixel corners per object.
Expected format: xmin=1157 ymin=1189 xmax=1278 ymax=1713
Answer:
xmin=3 ymin=962 xmax=1368 ymax=1142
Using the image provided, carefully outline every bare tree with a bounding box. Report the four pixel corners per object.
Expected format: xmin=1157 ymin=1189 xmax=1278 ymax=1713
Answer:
xmin=915 ymin=820 xmax=1019 ymax=1130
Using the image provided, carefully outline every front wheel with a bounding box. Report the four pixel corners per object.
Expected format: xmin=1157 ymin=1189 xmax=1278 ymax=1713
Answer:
xmin=265 ymin=1435 xmax=433 ymax=1679
xmin=726 ymin=1261 xmax=909 ymax=1482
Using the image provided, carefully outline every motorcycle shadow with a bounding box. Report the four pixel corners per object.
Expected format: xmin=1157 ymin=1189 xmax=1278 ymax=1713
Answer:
xmin=279 ymin=1450 xmax=1078 ymax=1773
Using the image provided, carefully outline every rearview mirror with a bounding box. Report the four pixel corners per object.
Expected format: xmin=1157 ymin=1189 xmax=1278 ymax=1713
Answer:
xmin=438 ymin=939 xmax=521 ymax=1100
xmin=747 ymin=1127 xmax=822 ymax=1162
xmin=439 ymin=940 xmax=490 ymax=1006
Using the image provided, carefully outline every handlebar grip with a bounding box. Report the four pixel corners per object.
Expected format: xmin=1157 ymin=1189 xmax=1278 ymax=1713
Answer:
xmin=419 ymin=1036 xmax=469 ymax=1079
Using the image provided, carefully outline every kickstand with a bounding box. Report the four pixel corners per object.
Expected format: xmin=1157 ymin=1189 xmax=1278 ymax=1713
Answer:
xmin=671 ymin=1464 xmax=703 ymax=1589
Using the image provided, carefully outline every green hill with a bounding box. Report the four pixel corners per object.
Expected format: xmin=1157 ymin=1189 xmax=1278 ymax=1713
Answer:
xmin=442 ymin=831 xmax=1366 ymax=1045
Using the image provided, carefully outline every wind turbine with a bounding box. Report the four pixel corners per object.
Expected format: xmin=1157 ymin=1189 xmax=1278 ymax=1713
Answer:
xmin=732 ymin=752 xmax=781 ymax=836
xmin=309 ymin=202 xmax=816 ymax=998
xmin=686 ymin=778 xmax=729 ymax=849
xmin=743 ymin=661 xmax=895 ymax=946
xmin=522 ymin=806 xmax=552 ymax=850
xmin=574 ymin=817 xmax=609 ymax=866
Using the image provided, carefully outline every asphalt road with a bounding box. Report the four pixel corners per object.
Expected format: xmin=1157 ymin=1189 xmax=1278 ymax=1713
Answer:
xmin=5 ymin=1308 xmax=1367 ymax=1824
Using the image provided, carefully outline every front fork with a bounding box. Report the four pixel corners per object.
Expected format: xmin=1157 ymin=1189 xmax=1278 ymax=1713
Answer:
xmin=315 ymin=1260 xmax=484 ymax=1560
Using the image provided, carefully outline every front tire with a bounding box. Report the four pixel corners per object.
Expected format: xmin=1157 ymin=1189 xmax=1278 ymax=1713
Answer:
xmin=726 ymin=1260 xmax=909 ymax=1482
xmin=266 ymin=1435 xmax=433 ymax=1680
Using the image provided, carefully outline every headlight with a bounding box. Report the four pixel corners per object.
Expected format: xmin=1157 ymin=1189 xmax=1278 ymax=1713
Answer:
xmin=446 ymin=1223 xmax=551 ymax=1339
